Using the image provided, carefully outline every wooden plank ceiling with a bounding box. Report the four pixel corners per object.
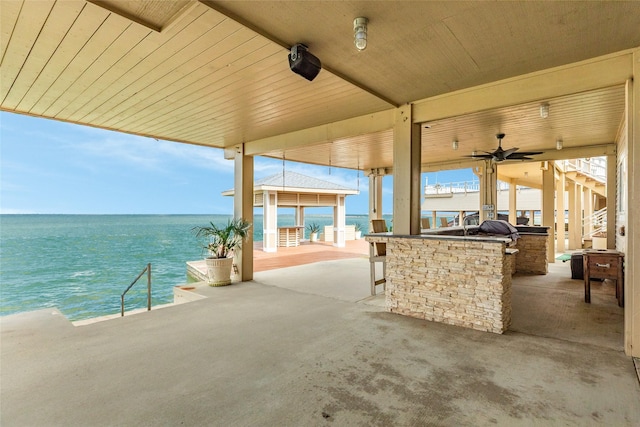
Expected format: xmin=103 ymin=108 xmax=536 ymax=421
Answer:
xmin=2 ymin=1 xmax=639 ymax=172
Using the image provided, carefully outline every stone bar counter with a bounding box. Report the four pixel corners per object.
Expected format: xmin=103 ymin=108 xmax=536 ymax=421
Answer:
xmin=512 ymin=226 xmax=550 ymax=274
xmin=366 ymin=231 xmax=514 ymax=334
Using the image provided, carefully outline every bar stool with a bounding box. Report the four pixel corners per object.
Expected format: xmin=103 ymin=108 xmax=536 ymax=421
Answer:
xmin=369 ymin=219 xmax=388 ymax=296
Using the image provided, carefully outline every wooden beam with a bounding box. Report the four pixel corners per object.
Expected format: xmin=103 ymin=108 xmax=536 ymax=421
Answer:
xmin=244 ymin=109 xmax=394 ymax=155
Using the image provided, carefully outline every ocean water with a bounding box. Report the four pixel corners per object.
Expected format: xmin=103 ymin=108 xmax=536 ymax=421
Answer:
xmin=0 ymin=214 xmax=376 ymax=321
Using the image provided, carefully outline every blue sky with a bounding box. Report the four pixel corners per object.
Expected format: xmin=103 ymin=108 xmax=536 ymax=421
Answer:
xmin=1 ymin=111 xmax=475 ymax=215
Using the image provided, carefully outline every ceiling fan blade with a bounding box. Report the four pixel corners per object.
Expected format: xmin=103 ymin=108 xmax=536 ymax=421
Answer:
xmin=504 ymin=155 xmax=535 ymax=161
xmin=502 ymin=147 xmax=519 ymax=157
xmin=461 ymin=154 xmax=493 ymax=159
xmin=512 ymin=151 xmax=543 ymax=156
xmin=506 ymin=151 xmax=543 ymax=159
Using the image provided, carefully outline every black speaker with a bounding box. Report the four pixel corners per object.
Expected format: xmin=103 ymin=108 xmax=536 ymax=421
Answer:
xmin=288 ymin=44 xmax=321 ymax=81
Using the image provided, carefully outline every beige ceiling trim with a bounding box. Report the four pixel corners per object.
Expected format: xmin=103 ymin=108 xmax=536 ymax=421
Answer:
xmin=413 ymin=50 xmax=634 ymax=124
xmin=244 ymin=109 xmax=395 ymax=156
xmin=86 ymin=0 xmax=199 ymax=33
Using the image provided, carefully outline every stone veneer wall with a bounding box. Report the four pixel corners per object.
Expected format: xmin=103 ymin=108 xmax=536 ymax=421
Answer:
xmin=370 ymin=236 xmax=511 ymax=334
xmin=514 ymin=234 xmax=548 ymax=274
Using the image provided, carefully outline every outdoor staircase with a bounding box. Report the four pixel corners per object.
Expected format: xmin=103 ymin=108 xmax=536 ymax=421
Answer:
xmin=582 ymin=207 xmax=607 ymax=248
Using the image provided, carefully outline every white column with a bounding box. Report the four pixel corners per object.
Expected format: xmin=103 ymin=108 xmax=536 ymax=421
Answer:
xmin=567 ymin=182 xmax=582 ymax=249
xmin=556 ymin=170 xmax=566 ymax=253
xmin=392 ymin=104 xmax=421 ymax=235
xmin=542 ymin=161 xmax=555 ymax=262
xmin=583 ymin=187 xmax=593 ymax=235
xmin=333 ymin=195 xmax=346 ymax=247
xmin=234 ymin=144 xmax=254 ymax=281
xmin=508 ymin=179 xmax=517 ymax=225
xmin=295 ymin=206 xmax=305 ymax=227
xmin=262 ymin=190 xmax=278 ymax=252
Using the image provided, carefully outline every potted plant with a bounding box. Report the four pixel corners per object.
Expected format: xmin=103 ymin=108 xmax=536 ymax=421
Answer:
xmin=192 ymin=218 xmax=251 ymax=286
xmin=353 ymin=223 xmax=363 ymax=239
xmin=307 ymin=222 xmax=321 ymax=242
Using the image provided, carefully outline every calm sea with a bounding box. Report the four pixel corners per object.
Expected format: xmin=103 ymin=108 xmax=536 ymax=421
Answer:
xmin=0 ymin=214 xmax=376 ymax=321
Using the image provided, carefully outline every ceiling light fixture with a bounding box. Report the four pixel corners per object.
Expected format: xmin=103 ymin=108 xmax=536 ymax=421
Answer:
xmin=354 ymin=17 xmax=368 ymax=51
xmin=540 ymin=103 xmax=549 ymax=119
xmin=452 ymin=140 xmax=459 ymax=150
xmin=556 ymin=139 xmax=563 ymax=150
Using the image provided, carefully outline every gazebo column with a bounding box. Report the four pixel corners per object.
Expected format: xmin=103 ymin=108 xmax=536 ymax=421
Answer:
xmin=262 ymin=190 xmax=278 ymax=253
xmin=234 ymin=144 xmax=254 ymax=281
xmin=542 ymin=161 xmax=555 ymax=263
xmin=333 ymin=195 xmax=346 ymax=247
xmin=296 ymin=206 xmax=305 ymax=227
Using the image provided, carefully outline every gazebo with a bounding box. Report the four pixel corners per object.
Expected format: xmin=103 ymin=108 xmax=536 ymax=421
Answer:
xmin=222 ymin=171 xmax=358 ymax=252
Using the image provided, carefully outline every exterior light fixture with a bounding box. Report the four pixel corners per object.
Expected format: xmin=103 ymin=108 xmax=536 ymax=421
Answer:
xmin=354 ymin=17 xmax=368 ymax=51
xmin=556 ymin=139 xmax=563 ymax=150
xmin=540 ymin=103 xmax=549 ymax=118
xmin=288 ymin=43 xmax=321 ymax=81
xmin=452 ymin=140 xmax=459 ymax=150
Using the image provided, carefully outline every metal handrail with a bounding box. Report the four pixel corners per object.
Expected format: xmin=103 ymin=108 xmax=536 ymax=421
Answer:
xmin=121 ymin=263 xmax=151 ymax=317
xmin=583 ymin=207 xmax=607 ymax=238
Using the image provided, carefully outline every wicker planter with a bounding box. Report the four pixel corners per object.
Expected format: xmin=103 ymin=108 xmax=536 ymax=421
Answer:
xmin=205 ymin=257 xmax=234 ymax=286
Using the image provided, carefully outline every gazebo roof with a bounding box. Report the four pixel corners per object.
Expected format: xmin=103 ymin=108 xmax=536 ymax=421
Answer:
xmin=222 ymin=171 xmax=359 ymax=196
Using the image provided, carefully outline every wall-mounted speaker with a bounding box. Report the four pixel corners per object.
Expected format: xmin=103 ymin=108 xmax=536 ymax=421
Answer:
xmin=288 ymin=44 xmax=321 ymax=81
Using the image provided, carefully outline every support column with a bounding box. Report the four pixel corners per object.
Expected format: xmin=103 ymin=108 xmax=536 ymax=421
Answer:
xmin=479 ymin=160 xmax=498 ymax=222
xmin=625 ymin=58 xmax=639 ymax=357
xmin=570 ymin=182 xmax=584 ymax=249
xmin=542 ymin=161 xmax=555 ymax=262
xmin=295 ymin=206 xmax=305 ymax=227
xmin=392 ymin=104 xmax=421 ymax=235
xmin=234 ymin=144 xmax=254 ymax=281
xmin=508 ymin=179 xmax=517 ymax=225
xmin=556 ymin=170 xmax=566 ymax=252
xmin=606 ymin=154 xmax=617 ymax=249
xmin=583 ymin=187 xmax=593 ymax=235
xmin=368 ymin=172 xmax=384 ymax=231
xmin=333 ymin=195 xmax=346 ymax=247
xmin=262 ymin=190 xmax=278 ymax=253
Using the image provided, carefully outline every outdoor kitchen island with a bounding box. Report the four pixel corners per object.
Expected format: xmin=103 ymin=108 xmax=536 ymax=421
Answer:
xmin=366 ymin=228 xmax=519 ymax=334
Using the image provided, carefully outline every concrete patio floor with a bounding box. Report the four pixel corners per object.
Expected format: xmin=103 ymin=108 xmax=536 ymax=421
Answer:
xmin=1 ymin=258 xmax=638 ymax=426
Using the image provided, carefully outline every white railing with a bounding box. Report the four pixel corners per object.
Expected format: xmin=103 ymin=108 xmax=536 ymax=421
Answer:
xmin=583 ymin=207 xmax=607 ymax=238
xmin=562 ymin=157 xmax=606 ymax=182
xmin=424 ymin=179 xmax=512 ymax=195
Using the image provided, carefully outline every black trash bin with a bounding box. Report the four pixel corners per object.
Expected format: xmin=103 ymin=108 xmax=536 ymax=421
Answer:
xmin=571 ymin=253 xmax=584 ymax=280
